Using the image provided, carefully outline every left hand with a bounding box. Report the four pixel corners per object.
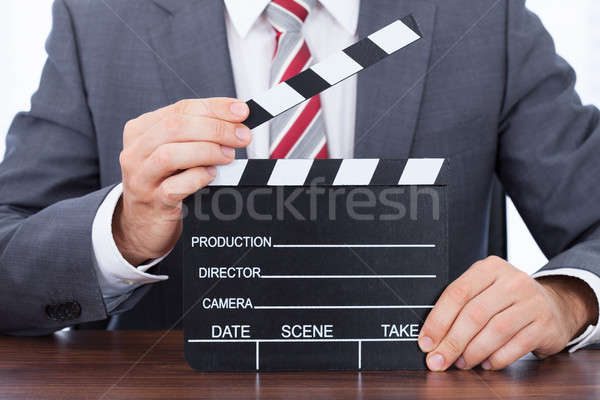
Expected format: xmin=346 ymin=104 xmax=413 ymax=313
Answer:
xmin=418 ymin=256 xmax=598 ymax=371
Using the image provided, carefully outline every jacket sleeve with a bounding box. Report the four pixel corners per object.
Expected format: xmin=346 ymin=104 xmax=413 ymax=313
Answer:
xmin=0 ymin=0 xmax=114 ymax=333
xmin=497 ymin=2 xmax=600 ymax=282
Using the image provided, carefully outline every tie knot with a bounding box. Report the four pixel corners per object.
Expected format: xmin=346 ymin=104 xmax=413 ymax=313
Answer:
xmin=267 ymin=0 xmax=315 ymax=31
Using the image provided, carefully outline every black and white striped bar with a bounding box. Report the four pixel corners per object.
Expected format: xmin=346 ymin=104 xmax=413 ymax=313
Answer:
xmin=209 ymin=159 xmax=446 ymax=186
xmin=242 ymin=15 xmax=422 ymax=129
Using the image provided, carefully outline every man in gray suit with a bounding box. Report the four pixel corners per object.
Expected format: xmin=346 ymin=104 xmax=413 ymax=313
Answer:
xmin=1 ymin=0 xmax=600 ymax=372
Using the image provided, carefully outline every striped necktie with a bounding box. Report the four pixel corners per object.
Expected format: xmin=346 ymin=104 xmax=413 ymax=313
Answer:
xmin=266 ymin=0 xmax=328 ymax=159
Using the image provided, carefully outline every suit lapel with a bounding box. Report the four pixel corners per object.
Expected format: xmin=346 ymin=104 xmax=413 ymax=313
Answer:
xmin=354 ymin=0 xmax=437 ymax=158
xmin=145 ymin=0 xmax=237 ymax=102
xmin=147 ymin=0 xmax=247 ymax=158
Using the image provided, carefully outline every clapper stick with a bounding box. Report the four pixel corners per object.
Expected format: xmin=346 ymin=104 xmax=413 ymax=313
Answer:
xmin=242 ymin=15 xmax=422 ymax=129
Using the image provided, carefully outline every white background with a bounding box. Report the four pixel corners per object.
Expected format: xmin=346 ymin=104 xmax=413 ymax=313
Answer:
xmin=1 ymin=1 xmax=599 ymax=274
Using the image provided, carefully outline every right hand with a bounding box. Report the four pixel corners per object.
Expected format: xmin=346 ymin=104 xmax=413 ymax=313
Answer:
xmin=113 ymin=98 xmax=252 ymax=265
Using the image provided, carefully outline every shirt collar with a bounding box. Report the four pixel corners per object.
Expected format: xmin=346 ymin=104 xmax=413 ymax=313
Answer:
xmin=319 ymin=0 xmax=359 ymax=35
xmin=224 ymin=0 xmax=359 ymax=38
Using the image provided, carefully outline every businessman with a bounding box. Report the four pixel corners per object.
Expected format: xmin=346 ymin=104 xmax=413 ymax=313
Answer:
xmin=1 ymin=0 xmax=600 ymax=372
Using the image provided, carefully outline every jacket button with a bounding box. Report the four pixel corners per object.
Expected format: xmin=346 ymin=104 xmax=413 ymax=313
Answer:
xmin=45 ymin=304 xmax=59 ymax=320
xmin=65 ymin=301 xmax=82 ymax=319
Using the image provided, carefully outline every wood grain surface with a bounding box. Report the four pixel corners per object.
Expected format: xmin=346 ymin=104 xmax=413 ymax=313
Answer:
xmin=0 ymin=330 xmax=599 ymax=399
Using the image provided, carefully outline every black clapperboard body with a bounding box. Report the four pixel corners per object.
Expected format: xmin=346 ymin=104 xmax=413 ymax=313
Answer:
xmin=182 ymin=15 xmax=445 ymax=371
xmin=183 ymin=158 xmax=449 ymax=371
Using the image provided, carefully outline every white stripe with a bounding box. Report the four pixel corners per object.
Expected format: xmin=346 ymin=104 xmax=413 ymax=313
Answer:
xmin=304 ymin=55 xmax=313 ymax=71
xmin=269 ymin=18 xmax=289 ymax=36
xmin=294 ymin=0 xmax=311 ymax=12
xmin=306 ymin=136 xmax=326 ymax=159
xmin=256 ymin=341 xmax=259 ymax=371
xmin=271 ymin=37 xmax=305 ymax=85
xmin=209 ymin=160 xmax=248 ymax=186
xmin=358 ymin=341 xmax=362 ymax=370
xmin=269 ymin=100 xmax=311 ymax=153
xmin=310 ymin=51 xmax=363 ymax=85
xmin=332 ymin=159 xmax=379 ymax=185
xmin=284 ymin=108 xmax=322 ymax=157
xmin=269 ymin=2 xmax=303 ymax=25
xmin=368 ymin=19 xmax=421 ymax=54
xmin=398 ymin=158 xmax=444 ymax=185
xmin=253 ymin=82 xmax=305 ymax=116
xmin=267 ymin=159 xmax=314 ymax=186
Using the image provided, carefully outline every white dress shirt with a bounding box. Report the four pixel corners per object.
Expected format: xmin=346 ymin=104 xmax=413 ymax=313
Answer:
xmin=91 ymin=0 xmax=600 ymax=351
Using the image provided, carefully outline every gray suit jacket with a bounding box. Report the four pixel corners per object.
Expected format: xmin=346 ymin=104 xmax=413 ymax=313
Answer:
xmin=1 ymin=0 xmax=600 ymax=333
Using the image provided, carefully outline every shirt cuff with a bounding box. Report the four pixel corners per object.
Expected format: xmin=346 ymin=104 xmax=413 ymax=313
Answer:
xmin=533 ymin=267 xmax=600 ymax=352
xmin=91 ymin=183 xmax=169 ymax=299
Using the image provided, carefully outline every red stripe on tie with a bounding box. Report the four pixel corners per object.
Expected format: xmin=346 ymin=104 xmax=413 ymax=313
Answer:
xmin=270 ymin=96 xmax=321 ymax=159
xmin=273 ymin=29 xmax=282 ymax=58
xmin=272 ymin=0 xmax=309 ymax=22
xmin=280 ymin=42 xmax=310 ymax=82
xmin=315 ymin=143 xmax=328 ymax=159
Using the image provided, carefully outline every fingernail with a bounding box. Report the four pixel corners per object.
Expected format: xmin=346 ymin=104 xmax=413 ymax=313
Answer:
xmin=221 ymin=146 xmax=235 ymax=158
xmin=207 ymin=166 xmax=217 ymax=177
xmin=419 ymin=336 xmax=435 ymax=352
xmin=427 ymin=354 xmax=445 ymax=371
xmin=235 ymin=126 xmax=251 ymax=141
xmin=455 ymin=356 xmax=466 ymax=369
xmin=230 ymin=102 xmax=249 ymax=117
xmin=481 ymin=360 xmax=491 ymax=370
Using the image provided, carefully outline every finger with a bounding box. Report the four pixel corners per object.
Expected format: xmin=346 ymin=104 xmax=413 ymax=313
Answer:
xmin=123 ymin=106 xmax=177 ymax=146
xmin=427 ymin=281 xmax=516 ymax=371
xmin=481 ymin=321 xmax=538 ymax=371
xmin=123 ymin=98 xmax=248 ymax=147
xmin=419 ymin=258 xmax=502 ymax=354
xmin=459 ymin=300 xmax=536 ymax=369
xmin=170 ymin=98 xmax=249 ymax=121
xmin=158 ymin=166 xmax=218 ymax=207
xmin=136 ymin=114 xmax=252 ymax=156
xmin=144 ymin=141 xmax=235 ymax=182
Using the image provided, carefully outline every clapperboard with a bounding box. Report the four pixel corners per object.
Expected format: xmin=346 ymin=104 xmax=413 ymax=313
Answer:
xmin=182 ymin=16 xmax=449 ymax=371
xmin=183 ymin=158 xmax=449 ymax=371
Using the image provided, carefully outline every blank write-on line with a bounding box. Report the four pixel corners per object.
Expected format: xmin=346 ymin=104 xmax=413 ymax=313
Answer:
xmin=272 ymin=244 xmax=436 ymax=248
xmin=253 ymin=305 xmax=434 ymax=310
xmin=260 ymin=275 xmax=437 ymax=279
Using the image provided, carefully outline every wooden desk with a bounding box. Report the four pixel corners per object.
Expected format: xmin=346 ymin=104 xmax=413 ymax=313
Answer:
xmin=1 ymin=330 xmax=599 ymax=399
